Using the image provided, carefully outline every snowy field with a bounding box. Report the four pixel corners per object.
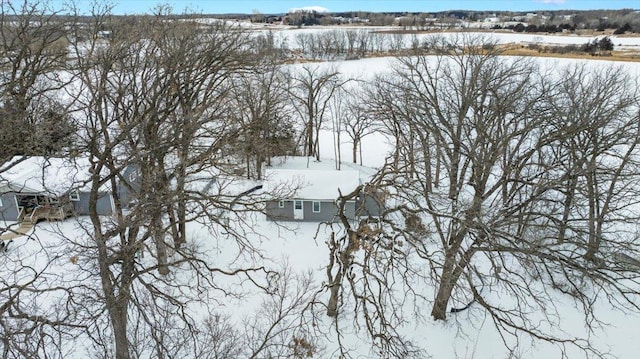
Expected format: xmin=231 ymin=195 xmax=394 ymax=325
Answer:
xmin=3 ymin=54 xmax=640 ymax=358
xmin=247 ymin=25 xmax=640 ymax=51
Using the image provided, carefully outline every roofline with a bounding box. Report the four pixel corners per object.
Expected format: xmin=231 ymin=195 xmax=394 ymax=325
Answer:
xmin=0 ymin=182 xmax=47 ymax=195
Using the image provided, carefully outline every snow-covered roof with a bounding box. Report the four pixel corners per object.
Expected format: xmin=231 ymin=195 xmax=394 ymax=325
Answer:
xmin=264 ymin=168 xmax=361 ymax=200
xmin=0 ymin=156 xmax=95 ymax=195
xmin=0 ymin=181 xmax=41 ymax=194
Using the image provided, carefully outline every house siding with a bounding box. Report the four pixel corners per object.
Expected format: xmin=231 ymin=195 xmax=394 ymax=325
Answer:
xmin=71 ymin=191 xmax=113 ymax=216
xmin=0 ymin=191 xmax=113 ymax=222
xmin=117 ymin=164 xmax=141 ymax=207
xmin=356 ymin=192 xmax=385 ymax=217
xmin=266 ymin=200 xmax=294 ymax=221
xmin=266 ymin=199 xmax=356 ymax=222
xmin=0 ymin=192 xmax=19 ymax=222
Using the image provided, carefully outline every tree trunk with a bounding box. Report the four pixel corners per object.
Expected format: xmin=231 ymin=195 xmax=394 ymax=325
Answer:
xmin=97 ymin=237 xmax=133 ymax=359
xmin=336 ymin=128 xmax=341 ymax=170
xmin=94 ymin=169 xmax=135 ymax=359
xmin=326 ymin=281 xmax=340 ymax=317
xmin=431 ymin=249 xmax=460 ymax=320
xmin=307 ymin=115 xmax=314 ymax=157
xmin=177 ymin=202 xmax=186 ymax=248
xmin=558 ymin=174 xmax=577 ymax=244
xmin=153 ymin=216 xmax=170 ymax=276
xmin=420 ymin=133 xmax=433 ymax=192
xmin=352 ymin=140 xmax=358 ymax=163
xmin=256 ymin=156 xmax=263 ymax=180
xmin=325 ymin=190 xmax=362 ymax=317
xmin=333 ymin=119 xmax=341 ymax=170
xmin=246 ymin=154 xmax=251 ymax=179
xmin=431 ymin=223 xmax=475 ymax=320
xmin=585 ymin=162 xmax=600 ymax=261
xmin=111 ymin=307 xmax=132 ymax=359
xmin=175 ymin=166 xmax=186 ymax=249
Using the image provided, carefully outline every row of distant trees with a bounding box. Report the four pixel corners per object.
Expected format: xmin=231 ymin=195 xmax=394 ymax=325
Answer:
xmin=495 ymin=21 xmax=638 ymax=33
xmin=495 ymin=23 xmax=577 ymax=33
xmin=249 ymin=8 xmax=640 ymax=33
xmin=527 ymin=36 xmax=615 ymax=56
xmin=253 ymin=29 xmax=623 ymax=63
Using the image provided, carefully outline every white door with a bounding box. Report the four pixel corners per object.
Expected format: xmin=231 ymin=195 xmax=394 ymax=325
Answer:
xmin=293 ymin=200 xmax=304 ymax=220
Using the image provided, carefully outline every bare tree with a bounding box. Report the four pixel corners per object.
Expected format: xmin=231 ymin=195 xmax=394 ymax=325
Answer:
xmin=0 ymin=0 xmax=72 ymax=162
xmin=370 ymin=32 xmax=388 ymax=53
xmin=230 ymin=64 xmax=295 ymax=179
xmin=321 ymin=166 xmax=425 ymax=358
xmin=326 ymin=35 xmax=640 ymax=357
xmin=384 ymin=38 xmax=553 ymax=322
xmin=354 ymin=30 xmax=372 ymax=58
xmin=315 ymin=30 xmax=346 ymax=59
xmin=388 ymin=32 xmax=405 ymax=54
xmin=244 ymin=268 xmax=322 ymax=358
xmin=294 ymin=32 xmax=312 ymax=58
xmin=328 ymin=82 xmax=376 ymax=167
xmin=328 ymin=86 xmax=345 ymax=170
xmin=289 ymin=65 xmax=345 ymax=161
xmin=345 ymin=30 xmax=358 ymax=58
xmin=251 ymin=30 xmax=289 ymax=62
xmin=342 ymin=84 xmax=376 ymax=165
xmin=64 ymin=9 xmax=305 ymax=358
xmin=0 ymin=2 xmax=81 ymax=357
xmin=543 ymin=64 xmax=640 ymax=262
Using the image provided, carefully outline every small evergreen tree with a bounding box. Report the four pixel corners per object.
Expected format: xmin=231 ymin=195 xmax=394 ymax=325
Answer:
xmin=598 ymin=36 xmax=614 ymax=51
xmin=613 ymin=23 xmax=632 ymax=34
xmin=582 ymin=37 xmax=613 ymax=55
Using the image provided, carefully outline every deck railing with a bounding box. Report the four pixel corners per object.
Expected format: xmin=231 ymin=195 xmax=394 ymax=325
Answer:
xmin=20 ymin=206 xmax=67 ymax=224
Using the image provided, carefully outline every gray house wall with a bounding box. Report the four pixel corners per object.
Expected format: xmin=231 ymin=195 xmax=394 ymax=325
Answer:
xmin=0 ymin=192 xmax=20 ymax=222
xmin=117 ymin=164 xmax=141 ymax=207
xmin=266 ymin=200 xmax=294 ymax=221
xmin=71 ymin=191 xmax=113 ymax=216
xmin=356 ymin=192 xmax=385 ymax=217
xmin=0 ymin=190 xmax=113 ymax=222
xmin=266 ymin=199 xmax=356 ymax=222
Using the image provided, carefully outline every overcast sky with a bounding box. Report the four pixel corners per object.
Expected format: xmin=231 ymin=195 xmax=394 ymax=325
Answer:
xmin=53 ymin=0 xmax=637 ymax=15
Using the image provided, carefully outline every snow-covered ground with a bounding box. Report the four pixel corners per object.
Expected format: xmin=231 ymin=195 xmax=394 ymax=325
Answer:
xmin=257 ymin=26 xmax=640 ymax=51
xmin=3 ymin=55 xmax=640 ymax=358
xmin=6 ymin=199 xmax=639 ymax=358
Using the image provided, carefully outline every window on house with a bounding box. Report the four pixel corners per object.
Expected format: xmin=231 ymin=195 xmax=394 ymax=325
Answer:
xmin=278 ymin=200 xmax=285 ymax=208
xmin=312 ymin=201 xmax=321 ymax=213
xmin=69 ymin=191 xmax=80 ymax=202
xmin=0 ymin=196 xmax=3 ymax=207
xmin=294 ymin=200 xmax=303 ymax=210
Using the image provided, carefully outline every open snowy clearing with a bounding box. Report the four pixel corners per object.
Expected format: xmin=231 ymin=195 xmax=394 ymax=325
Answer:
xmin=248 ymin=25 xmax=640 ymax=51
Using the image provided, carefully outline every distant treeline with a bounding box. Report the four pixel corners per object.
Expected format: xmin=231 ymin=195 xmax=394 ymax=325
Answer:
xmin=526 ymin=36 xmax=616 ymax=56
xmin=239 ymin=9 xmax=640 ymax=33
xmin=495 ymin=21 xmax=636 ymax=34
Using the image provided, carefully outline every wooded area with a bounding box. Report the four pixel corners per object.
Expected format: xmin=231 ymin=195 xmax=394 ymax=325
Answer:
xmin=1 ymin=1 xmax=640 ymax=358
